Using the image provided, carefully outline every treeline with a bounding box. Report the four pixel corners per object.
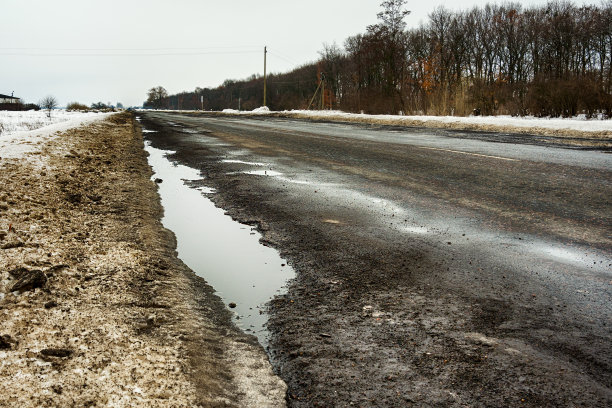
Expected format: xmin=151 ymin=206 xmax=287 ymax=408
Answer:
xmin=149 ymin=0 xmax=612 ymax=117
xmin=145 ymin=65 xmax=320 ymax=112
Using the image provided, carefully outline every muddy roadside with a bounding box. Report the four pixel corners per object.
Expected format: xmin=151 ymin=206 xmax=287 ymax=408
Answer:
xmin=0 ymin=112 xmax=286 ymax=407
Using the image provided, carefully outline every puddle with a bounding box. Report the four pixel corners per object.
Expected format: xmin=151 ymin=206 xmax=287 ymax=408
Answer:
xmin=245 ymin=170 xmax=283 ymax=177
xmin=402 ymin=226 xmax=429 ymax=234
xmin=529 ymin=243 xmax=611 ymax=273
xmin=277 ymin=176 xmax=315 ymax=185
xmin=144 ymin=140 xmax=295 ymax=345
xmin=323 ymin=219 xmax=343 ymax=224
xmin=142 ymin=129 xmax=157 ymax=133
xmin=222 ymin=159 xmax=268 ymax=166
xmin=197 ymin=186 xmax=216 ymax=194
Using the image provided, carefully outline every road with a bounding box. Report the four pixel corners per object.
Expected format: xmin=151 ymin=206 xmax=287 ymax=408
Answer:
xmin=139 ymin=112 xmax=611 ymax=407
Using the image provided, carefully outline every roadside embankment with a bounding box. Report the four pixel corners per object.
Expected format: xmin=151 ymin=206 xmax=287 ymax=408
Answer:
xmin=147 ymin=109 xmax=612 ymax=148
xmin=281 ymin=111 xmax=612 ymax=146
xmin=0 ymin=112 xmax=286 ymax=407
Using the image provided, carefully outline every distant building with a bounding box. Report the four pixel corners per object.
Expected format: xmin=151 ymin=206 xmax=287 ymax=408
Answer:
xmin=0 ymin=93 xmax=21 ymax=104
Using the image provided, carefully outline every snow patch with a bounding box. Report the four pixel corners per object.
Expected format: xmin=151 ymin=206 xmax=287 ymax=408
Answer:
xmin=0 ymin=110 xmax=104 ymax=136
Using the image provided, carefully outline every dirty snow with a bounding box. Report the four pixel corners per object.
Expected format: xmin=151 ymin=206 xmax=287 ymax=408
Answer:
xmin=219 ymin=107 xmax=612 ymax=133
xmin=139 ymin=107 xmax=611 ymax=133
xmin=283 ymin=110 xmax=612 ymax=133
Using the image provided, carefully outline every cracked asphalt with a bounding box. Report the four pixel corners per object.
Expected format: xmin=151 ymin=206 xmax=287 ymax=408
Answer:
xmin=139 ymin=112 xmax=611 ymax=407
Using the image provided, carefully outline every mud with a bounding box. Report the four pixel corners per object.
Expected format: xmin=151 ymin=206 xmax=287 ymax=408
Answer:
xmin=0 ymin=113 xmax=286 ymax=407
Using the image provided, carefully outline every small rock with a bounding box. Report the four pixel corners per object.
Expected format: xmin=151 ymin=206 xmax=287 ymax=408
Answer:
xmin=10 ymin=270 xmax=47 ymax=293
xmin=1 ymin=240 xmax=24 ymax=250
xmin=0 ymin=334 xmax=14 ymax=349
xmin=154 ymin=178 xmax=163 ymax=184
xmin=362 ymin=305 xmax=374 ymax=317
xmin=47 ymin=264 xmax=69 ymax=273
xmin=319 ymin=333 xmax=331 ymax=338
xmin=44 ymin=300 xmax=58 ymax=309
xmin=8 ymin=267 xmax=29 ymax=279
xmin=228 ymin=302 xmax=237 ymax=308
xmin=66 ymin=193 xmax=82 ymax=204
xmin=40 ymin=348 xmax=73 ymax=358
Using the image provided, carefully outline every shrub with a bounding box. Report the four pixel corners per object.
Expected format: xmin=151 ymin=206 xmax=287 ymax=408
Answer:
xmin=67 ymin=102 xmax=89 ymax=111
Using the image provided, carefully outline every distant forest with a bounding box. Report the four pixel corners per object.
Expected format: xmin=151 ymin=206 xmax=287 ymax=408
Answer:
xmin=145 ymin=0 xmax=612 ymax=117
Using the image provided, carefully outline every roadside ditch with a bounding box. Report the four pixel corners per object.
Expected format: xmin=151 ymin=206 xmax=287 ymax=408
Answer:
xmin=0 ymin=112 xmax=286 ymax=407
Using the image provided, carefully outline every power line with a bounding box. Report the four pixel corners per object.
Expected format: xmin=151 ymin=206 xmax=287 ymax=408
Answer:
xmin=0 ymin=46 xmax=262 ymax=51
xmin=0 ymin=45 xmax=265 ymax=57
xmin=268 ymin=50 xmax=300 ymax=66
xmin=0 ymin=50 xmax=262 ymax=57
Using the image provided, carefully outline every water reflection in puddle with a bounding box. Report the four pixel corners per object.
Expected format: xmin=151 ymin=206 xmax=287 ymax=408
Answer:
xmin=145 ymin=141 xmax=295 ymax=345
xmin=197 ymin=186 xmax=216 ymax=194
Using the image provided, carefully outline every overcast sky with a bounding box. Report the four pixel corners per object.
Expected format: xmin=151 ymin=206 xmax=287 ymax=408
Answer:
xmin=1 ymin=0 xmax=598 ymax=107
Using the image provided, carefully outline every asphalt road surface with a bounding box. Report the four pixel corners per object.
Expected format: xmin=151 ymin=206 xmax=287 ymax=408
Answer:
xmin=139 ymin=112 xmax=611 ymax=407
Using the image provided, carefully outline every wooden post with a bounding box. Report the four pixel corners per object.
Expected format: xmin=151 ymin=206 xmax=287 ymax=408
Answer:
xmin=321 ymin=73 xmax=325 ymax=110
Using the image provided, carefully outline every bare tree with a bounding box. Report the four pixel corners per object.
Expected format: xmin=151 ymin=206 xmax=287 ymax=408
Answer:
xmin=146 ymin=86 xmax=168 ymax=109
xmin=40 ymin=95 xmax=58 ymax=118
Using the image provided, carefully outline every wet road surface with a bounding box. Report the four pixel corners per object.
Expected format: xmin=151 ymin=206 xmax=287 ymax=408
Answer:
xmin=140 ymin=112 xmax=611 ymax=407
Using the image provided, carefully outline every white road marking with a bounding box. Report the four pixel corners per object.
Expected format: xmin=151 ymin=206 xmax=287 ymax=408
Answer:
xmin=415 ymin=145 xmax=519 ymax=161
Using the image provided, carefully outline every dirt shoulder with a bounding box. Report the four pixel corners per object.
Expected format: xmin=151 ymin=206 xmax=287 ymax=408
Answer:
xmin=0 ymin=112 xmax=285 ymax=407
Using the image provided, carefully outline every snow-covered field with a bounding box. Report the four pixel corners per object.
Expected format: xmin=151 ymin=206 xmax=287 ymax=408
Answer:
xmin=0 ymin=110 xmax=104 ymax=136
xmin=0 ymin=110 xmax=111 ymax=162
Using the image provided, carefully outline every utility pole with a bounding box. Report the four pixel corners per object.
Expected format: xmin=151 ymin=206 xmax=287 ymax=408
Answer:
xmin=263 ymin=46 xmax=267 ymax=107
xmin=307 ymin=80 xmax=322 ymax=110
